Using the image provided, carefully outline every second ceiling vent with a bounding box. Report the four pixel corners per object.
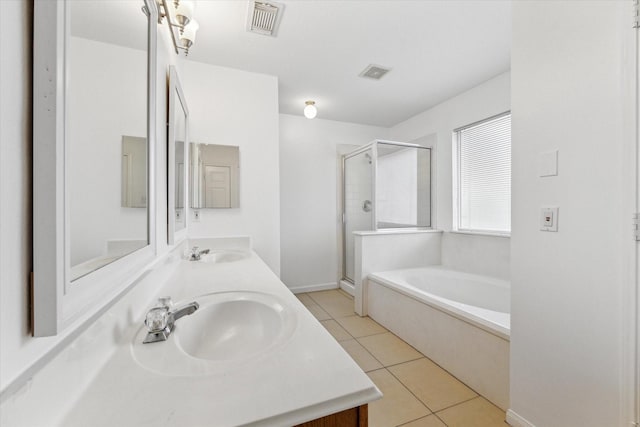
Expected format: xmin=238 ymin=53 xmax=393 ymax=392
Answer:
xmin=359 ymin=64 xmax=392 ymax=80
xmin=246 ymin=1 xmax=285 ymax=37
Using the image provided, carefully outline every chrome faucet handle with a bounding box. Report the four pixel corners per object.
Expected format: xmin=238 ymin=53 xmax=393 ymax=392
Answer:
xmin=143 ymin=298 xmax=199 ymax=344
xmin=189 ymin=246 xmax=209 ymax=261
xmin=144 ymin=306 xmax=169 ymax=333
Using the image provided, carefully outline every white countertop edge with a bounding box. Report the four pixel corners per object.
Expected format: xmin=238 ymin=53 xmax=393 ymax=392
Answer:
xmin=251 ymin=387 xmax=382 ymax=426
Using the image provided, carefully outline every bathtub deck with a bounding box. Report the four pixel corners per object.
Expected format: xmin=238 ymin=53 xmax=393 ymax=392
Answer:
xmin=296 ymin=289 xmax=509 ymax=427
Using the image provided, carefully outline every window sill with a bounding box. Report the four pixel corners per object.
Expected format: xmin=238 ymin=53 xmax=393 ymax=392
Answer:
xmin=449 ymin=230 xmax=511 ymax=238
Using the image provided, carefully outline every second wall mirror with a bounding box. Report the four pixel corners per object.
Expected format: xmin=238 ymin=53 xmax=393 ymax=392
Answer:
xmin=168 ymin=66 xmax=188 ymax=244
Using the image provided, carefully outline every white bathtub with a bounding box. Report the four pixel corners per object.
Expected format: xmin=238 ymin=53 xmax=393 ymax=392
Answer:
xmin=368 ymin=266 xmax=510 ymax=339
xmin=367 ymin=266 xmax=510 ymax=410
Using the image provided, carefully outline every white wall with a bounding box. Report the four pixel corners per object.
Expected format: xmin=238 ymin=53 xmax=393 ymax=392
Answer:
xmin=510 ymin=2 xmax=634 ymax=426
xmin=180 ymin=61 xmax=281 ymax=275
xmin=0 ymin=0 xmax=176 ymax=396
xmin=69 ymin=37 xmax=147 ymax=265
xmin=389 ymin=72 xmax=511 ymax=278
xmin=279 ymin=114 xmax=388 ymax=289
xmin=390 ymin=71 xmax=510 ymax=231
xmin=0 ymin=0 xmax=34 ymax=396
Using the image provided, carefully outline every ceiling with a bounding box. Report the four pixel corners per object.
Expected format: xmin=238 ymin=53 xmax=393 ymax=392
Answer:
xmin=187 ymin=0 xmax=511 ymax=127
xmin=73 ymin=0 xmax=511 ymax=128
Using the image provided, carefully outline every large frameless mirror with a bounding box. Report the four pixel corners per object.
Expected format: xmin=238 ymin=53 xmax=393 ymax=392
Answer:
xmin=190 ymin=143 xmax=240 ymax=209
xmin=33 ymin=0 xmax=157 ymax=336
xmin=168 ymin=66 xmax=188 ymax=244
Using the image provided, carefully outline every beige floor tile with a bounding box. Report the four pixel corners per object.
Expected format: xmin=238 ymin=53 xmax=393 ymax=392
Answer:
xmin=399 ymin=415 xmax=447 ymax=427
xmin=338 ymin=288 xmax=354 ymax=300
xmin=339 ymin=339 xmax=383 ymax=372
xmin=436 ymin=397 xmax=507 ymax=427
xmin=320 ymin=319 xmax=352 ymax=341
xmin=389 ymin=358 xmax=477 ymax=412
xmin=367 ymin=369 xmax=431 ymax=427
xmin=295 ymin=293 xmax=315 ymax=307
xmin=306 ymin=304 xmax=331 ymax=321
xmin=358 ymin=332 xmax=422 ymax=367
xmin=308 ymin=290 xmax=355 ymax=318
xmin=335 ymin=315 xmax=387 ymax=338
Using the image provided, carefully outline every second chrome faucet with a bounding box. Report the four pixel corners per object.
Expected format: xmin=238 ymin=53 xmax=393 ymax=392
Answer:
xmin=189 ymin=246 xmax=210 ymax=261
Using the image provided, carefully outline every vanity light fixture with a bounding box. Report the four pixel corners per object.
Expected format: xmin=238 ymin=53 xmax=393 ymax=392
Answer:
xmin=303 ymin=101 xmax=317 ymax=119
xmin=157 ymin=0 xmax=199 ymax=56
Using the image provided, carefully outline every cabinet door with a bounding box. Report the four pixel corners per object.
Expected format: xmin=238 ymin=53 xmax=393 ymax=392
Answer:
xmin=294 ymin=404 xmax=368 ymax=427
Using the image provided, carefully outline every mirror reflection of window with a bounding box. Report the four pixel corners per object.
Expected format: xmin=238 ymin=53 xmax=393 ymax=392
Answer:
xmin=190 ymin=143 xmax=240 ymax=209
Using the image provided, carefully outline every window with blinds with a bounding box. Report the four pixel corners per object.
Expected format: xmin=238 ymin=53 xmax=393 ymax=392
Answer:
xmin=454 ymin=113 xmax=511 ymax=234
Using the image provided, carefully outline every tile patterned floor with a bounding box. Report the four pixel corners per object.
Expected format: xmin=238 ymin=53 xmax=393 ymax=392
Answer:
xmin=297 ymin=289 xmax=509 ymax=427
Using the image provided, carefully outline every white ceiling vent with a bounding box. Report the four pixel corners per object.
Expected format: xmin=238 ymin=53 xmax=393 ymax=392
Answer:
xmin=246 ymin=1 xmax=284 ymax=37
xmin=359 ymin=64 xmax=391 ymax=80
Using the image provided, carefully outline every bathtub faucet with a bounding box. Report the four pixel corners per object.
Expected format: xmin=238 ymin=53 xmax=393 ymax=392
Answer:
xmin=143 ymin=297 xmax=200 ymax=344
xmin=189 ymin=246 xmax=210 ymax=261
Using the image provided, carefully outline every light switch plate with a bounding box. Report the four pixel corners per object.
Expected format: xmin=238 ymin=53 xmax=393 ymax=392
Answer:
xmin=540 ymin=207 xmax=558 ymax=232
xmin=539 ymin=150 xmax=558 ymax=177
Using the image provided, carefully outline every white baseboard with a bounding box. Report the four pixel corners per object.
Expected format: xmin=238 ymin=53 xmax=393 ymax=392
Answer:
xmin=506 ymin=409 xmax=536 ymax=427
xmin=339 ymin=280 xmax=355 ymax=296
xmin=288 ymin=282 xmax=338 ymax=294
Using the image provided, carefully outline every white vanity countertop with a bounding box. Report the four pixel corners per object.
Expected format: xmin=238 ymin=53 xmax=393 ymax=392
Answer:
xmin=59 ymin=244 xmax=381 ymax=427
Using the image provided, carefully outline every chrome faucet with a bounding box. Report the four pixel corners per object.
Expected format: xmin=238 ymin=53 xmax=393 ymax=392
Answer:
xmin=143 ymin=297 xmax=200 ymax=344
xmin=189 ymin=246 xmax=210 ymax=261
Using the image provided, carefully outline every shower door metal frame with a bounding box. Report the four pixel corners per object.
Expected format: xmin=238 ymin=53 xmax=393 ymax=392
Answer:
xmin=340 ymin=139 xmax=432 ymax=283
xmin=341 ymin=143 xmax=376 ymax=283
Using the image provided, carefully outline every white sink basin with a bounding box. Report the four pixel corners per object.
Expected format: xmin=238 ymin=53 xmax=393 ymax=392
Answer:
xmin=198 ymin=250 xmax=249 ymax=263
xmin=175 ymin=296 xmax=286 ymax=361
xmin=131 ymin=291 xmax=297 ymax=376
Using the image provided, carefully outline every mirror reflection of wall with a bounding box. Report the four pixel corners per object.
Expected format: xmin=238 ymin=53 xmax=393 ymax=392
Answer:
xmin=190 ymin=143 xmax=240 ymax=209
xmin=68 ymin=1 xmax=148 ymax=280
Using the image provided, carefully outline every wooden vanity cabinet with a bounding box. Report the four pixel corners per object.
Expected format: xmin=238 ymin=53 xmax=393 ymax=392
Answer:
xmin=294 ymin=404 xmax=368 ymax=427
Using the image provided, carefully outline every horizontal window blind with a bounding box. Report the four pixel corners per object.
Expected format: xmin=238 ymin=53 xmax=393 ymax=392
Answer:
xmin=456 ymin=113 xmax=511 ymax=233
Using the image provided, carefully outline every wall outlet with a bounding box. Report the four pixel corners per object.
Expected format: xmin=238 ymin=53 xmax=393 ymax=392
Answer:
xmin=193 ymin=209 xmax=201 ymax=222
xmin=540 ymin=207 xmax=558 ymax=232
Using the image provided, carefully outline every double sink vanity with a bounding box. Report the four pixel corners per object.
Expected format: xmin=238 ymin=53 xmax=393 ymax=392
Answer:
xmin=59 ymin=237 xmax=381 ymax=426
xmin=27 ymin=2 xmax=380 ymax=424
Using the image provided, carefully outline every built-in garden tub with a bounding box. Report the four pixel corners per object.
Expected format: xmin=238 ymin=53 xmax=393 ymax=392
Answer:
xmin=367 ymin=266 xmax=510 ymax=410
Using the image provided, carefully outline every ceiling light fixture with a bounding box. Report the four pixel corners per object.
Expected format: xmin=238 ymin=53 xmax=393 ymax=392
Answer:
xmin=304 ymin=101 xmax=317 ymax=119
xmin=157 ymin=0 xmax=199 ymax=56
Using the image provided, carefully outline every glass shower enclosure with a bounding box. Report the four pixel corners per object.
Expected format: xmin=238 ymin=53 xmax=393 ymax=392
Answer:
xmin=342 ymin=140 xmax=432 ymax=282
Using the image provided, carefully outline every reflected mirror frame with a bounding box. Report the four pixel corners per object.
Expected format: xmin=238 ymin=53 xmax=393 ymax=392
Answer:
xmin=32 ymin=0 xmax=158 ymax=337
xmin=168 ymin=65 xmax=189 ymax=244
